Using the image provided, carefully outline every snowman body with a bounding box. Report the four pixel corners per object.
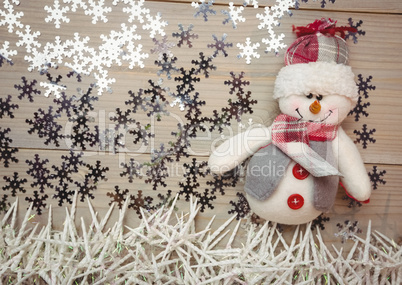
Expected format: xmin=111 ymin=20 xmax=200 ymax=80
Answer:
xmin=245 ymin=137 xmax=340 ymax=224
xmin=246 ymin=160 xmax=321 ymax=225
xmin=208 ymin=19 xmax=372 ymax=225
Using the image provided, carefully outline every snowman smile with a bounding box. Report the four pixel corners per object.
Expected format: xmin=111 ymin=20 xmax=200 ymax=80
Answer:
xmin=295 ymin=108 xmax=333 ymax=122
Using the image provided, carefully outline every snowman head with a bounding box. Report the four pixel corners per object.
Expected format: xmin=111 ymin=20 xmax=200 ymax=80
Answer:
xmin=273 ymin=19 xmax=359 ymax=125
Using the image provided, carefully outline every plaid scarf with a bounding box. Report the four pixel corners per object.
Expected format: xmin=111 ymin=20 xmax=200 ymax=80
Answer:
xmin=271 ymin=114 xmax=341 ymax=177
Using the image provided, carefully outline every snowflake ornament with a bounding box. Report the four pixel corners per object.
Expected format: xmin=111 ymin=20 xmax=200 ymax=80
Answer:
xmin=368 ymin=166 xmax=386 ymax=190
xmin=262 ymin=32 xmax=286 ymax=55
xmin=237 ymin=37 xmax=260 ymax=64
xmin=85 ymin=0 xmax=112 ymax=24
xmin=348 ymin=96 xmax=370 ymax=122
xmin=142 ymin=12 xmax=168 ymax=38
xmin=0 ymin=0 xmax=24 ymax=33
xmin=221 ymin=2 xmax=245 ymax=29
xmin=123 ymin=0 xmax=149 ymax=24
xmin=2 ymin=172 xmax=27 ymax=197
xmin=0 ymin=41 xmax=17 ymax=66
xmin=150 ymin=36 xmax=175 ymax=60
xmin=346 ymin=18 xmax=365 ymax=44
xmin=15 ymin=25 xmax=41 ymax=53
xmin=44 ymin=0 xmax=70 ymax=28
xmin=207 ymin=34 xmax=233 ymax=57
xmin=354 ymin=124 xmax=376 ymax=149
xmin=0 ymin=94 xmax=19 ymax=118
xmin=172 ymin=24 xmax=198 ymax=48
xmin=25 ymin=191 xmax=49 ymax=215
xmin=192 ymin=0 xmax=216 ymax=22
xmin=155 ymin=53 xmax=179 ymax=79
xmin=356 ymin=74 xmax=376 ymax=99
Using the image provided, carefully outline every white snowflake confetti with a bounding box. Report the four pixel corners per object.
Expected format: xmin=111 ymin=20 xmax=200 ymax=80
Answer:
xmin=123 ymin=0 xmax=150 ymax=24
xmin=243 ymin=0 xmax=259 ymax=8
xmin=85 ymin=0 xmax=112 ymax=24
xmin=15 ymin=25 xmax=41 ymax=53
xmin=44 ymin=36 xmax=72 ymax=64
xmin=0 ymin=0 xmax=24 ymax=33
xmin=142 ymin=12 xmax=168 ymax=38
xmin=0 ymin=40 xmax=17 ymax=62
xmin=256 ymin=6 xmax=279 ymax=34
xmin=222 ymin=2 xmax=245 ymax=29
xmin=63 ymin=0 xmax=87 ymax=12
xmin=44 ymin=0 xmax=70 ymax=29
xmin=24 ymin=48 xmax=53 ymax=73
xmin=237 ymin=37 xmax=260 ymax=64
xmin=40 ymin=80 xmax=67 ymax=98
xmin=93 ymin=69 xmax=116 ymax=95
xmin=122 ymin=42 xmax=148 ymax=69
xmin=262 ymin=32 xmax=286 ymax=55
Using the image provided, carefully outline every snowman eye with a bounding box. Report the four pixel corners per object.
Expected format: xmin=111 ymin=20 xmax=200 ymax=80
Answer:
xmin=306 ymin=93 xmax=313 ymax=99
xmin=316 ymin=95 xmax=323 ymax=101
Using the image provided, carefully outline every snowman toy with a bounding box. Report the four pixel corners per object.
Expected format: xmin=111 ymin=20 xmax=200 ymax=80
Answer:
xmin=208 ymin=18 xmax=372 ymax=225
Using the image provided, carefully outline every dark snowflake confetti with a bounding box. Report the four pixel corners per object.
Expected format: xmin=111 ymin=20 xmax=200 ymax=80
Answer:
xmin=345 ymin=18 xmax=366 ymax=44
xmin=144 ymin=144 xmax=173 ymax=190
xmin=25 ymin=190 xmax=49 ymax=215
xmin=125 ymin=89 xmax=148 ymax=113
xmin=0 ymin=94 xmax=19 ymax=118
xmin=61 ymin=149 xmax=85 ymax=172
xmin=129 ymin=122 xmax=154 ymax=146
xmin=75 ymin=177 xmax=97 ymax=202
xmin=155 ymin=53 xmax=179 ymax=80
xmin=183 ymin=158 xmax=209 ymax=183
xmin=178 ymin=177 xmax=199 ymax=202
xmin=228 ymin=192 xmax=251 ymax=220
xmin=172 ymin=23 xmax=198 ymax=48
xmin=128 ymin=190 xmax=153 ymax=218
xmin=224 ymin=71 xmax=250 ymax=95
xmin=368 ymin=166 xmax=386 ymax=190
xmin=356 ymin=74 xmax=376 ymax=99
xmin=169 ymin=123 xmax=191 ymax=161
xmin=54 ymin=92 xmax=75 ymax=117
xmin=191 ymin=52 xmax=216 ymax=78
xmin=311 ymin=214 xmax=330 ymax=231
xmin=354 ymin=124 xmax=376 ymax=149
xmin=206 ymin=174 xmax=233 ymax=195
xmin=144 ymin=79 xmax=168 ymax=103
xmin=110 ymin=108 xmax=136 ymax=130
xmin=342 ymin=195 xmax=362 ymax=208
xmin=14 ymin=76 xmax=41 ymax=102
xmin=25 ymin=154 xmax=53 ymax=193
xmin=0 ymin=194 xmax=10 ymax=213
xmin=2 ymin=172 xmax=27 ymax=197
xmin=348 ymin=96 xmax=370 ymax=122
xmin=0 ymin=142 xmax=19 ymax=167
xmin=26 ymin=106 xmax=64 ymax=147
xmin=207 ymin=34 xmax=233 ymax=57
xmin=120 ymin=158 xmax=143 ymax=183
xmin=174 ymin=67 xmax=200 ymax=94
xmin=86 ymin=160 xmax=109 ymax=184
xmin=53 ymin=183 xmax=75 ymax=206
xmin=107 ymin=185 xmax=130 ymax=209
xmin=196 ymin=189 xmax=216 ymax=212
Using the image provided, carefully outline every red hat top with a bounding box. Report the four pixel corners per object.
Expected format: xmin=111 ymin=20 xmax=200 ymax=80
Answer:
xmin=285 ymin=18 xmax=357 ymax=66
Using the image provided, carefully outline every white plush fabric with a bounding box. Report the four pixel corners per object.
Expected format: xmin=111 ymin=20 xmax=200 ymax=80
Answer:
xmin=273 ymin=62 xmax=359 ymax=102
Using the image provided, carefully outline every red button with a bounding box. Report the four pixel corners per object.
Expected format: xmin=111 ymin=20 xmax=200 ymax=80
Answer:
xmin=287 ymin=194 xmax=304 ymax=210
xmin=292 ymin=164 xmax=309 ymax=180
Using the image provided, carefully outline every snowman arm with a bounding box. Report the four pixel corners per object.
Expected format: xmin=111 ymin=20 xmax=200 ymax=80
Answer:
xmin=337 ymin=126 xmax=372 ymax=201
xmin=208 ymin=126 xmax=272 ymax=175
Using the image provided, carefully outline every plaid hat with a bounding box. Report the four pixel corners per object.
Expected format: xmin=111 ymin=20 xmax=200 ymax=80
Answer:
xmin=274 ymin=18 xmax=359 ymax=102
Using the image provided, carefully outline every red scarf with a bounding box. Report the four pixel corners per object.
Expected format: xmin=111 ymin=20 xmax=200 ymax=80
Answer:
xmin=271 ymin=114 xmax=341 ymax=177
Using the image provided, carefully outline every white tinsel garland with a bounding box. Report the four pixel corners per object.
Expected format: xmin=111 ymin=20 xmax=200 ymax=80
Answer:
xmin=0 ymin=193 xmax=401 ymax=284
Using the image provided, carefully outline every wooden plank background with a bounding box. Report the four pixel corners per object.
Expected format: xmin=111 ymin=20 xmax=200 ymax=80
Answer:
xmin=1 ymin=0 xmax=401 ymax=250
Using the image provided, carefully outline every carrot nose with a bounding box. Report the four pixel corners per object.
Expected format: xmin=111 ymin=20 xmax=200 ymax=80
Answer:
xmin=309 ymin=100 xmax=321 ymax=114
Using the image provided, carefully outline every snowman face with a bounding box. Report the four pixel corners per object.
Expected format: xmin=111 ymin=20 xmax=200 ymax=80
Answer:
xmin=278 ymin=94 xmax=353 ymax=125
